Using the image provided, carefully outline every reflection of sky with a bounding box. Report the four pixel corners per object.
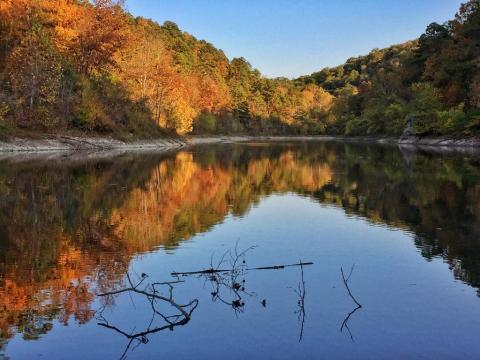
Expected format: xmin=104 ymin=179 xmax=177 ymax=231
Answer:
xmin=8 ymin=194 xmax=480 ymax=359
xmin=126 ymin=0 xmax=462 ymax=78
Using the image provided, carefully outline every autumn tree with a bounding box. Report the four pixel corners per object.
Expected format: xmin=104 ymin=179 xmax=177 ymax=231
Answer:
xmin=53 ymin=0 xmax=129 ymax=75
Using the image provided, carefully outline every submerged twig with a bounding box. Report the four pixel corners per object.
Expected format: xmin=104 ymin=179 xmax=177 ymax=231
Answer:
xmin=201 ymin=242 xmax=255 ymax=315
xmin=341 ymin=265 xmax=362 ymax=308
xmin=340 ymin=265 xmax=363 ymax=342
xmin=292 ymin=262 xmax=307 ymax=342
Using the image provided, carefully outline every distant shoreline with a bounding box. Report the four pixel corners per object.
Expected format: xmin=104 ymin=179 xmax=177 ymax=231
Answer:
xmin=0 ymin=135 xmax=480 ymax=156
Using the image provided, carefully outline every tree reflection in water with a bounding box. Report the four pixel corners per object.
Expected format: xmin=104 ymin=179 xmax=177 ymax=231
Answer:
xmin=0 ymin=142 xmax=479 ymax=351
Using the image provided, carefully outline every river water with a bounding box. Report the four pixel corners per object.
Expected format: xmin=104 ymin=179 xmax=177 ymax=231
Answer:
xmin=1 ymin=141 xmax=480 ymax=359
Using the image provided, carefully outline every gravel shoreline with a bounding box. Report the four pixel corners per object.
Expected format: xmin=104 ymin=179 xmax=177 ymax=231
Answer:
xmin=0 ymin=135 xmax=479 ymax=157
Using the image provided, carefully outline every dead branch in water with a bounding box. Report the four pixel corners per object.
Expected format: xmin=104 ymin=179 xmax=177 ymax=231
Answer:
xmin=340 ymin=265 xmax=362 ymax=342
xmin=171 ymin=262 xmax=314 ymax=276
xmin=176 ymin=242 xmax=314 ymax=316
xmin=201 ymin=242 xmax=255 ymax=315
xmin=341 ymin=265 xmax=362 ymax=308
xmin=96 ymin=243 xmax=315 ymax=357
xmin=292 ymin=262 xmax=307 ymax=342
xmin=96 ymin=273 xmax=198 ymax=359
xmin=251 ymin=262 xmax=314 ymax=270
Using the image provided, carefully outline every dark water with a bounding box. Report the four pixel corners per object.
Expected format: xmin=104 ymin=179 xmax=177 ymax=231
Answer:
xmin=1 ymin=142 xmax=480 ymax=359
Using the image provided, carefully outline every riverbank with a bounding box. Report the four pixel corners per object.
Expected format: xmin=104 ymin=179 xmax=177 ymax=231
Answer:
xmin=0 ymin=134 xmax=479 ymax=155
xmin=0 ymin=135 xmax=359 ymax=153
xmin=189 ymin=135 xmax=480 ymax=150
xmin=0 ymin=135 xmax=187 ymax=152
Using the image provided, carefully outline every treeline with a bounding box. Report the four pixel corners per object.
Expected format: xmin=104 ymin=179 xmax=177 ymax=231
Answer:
xmin=0 ymin=0 xmax=332 ymax=137
xmin=0 ymin=0 xmax=479 ymax=138
xmin=297 ymin=0 xmax=480 ymax=137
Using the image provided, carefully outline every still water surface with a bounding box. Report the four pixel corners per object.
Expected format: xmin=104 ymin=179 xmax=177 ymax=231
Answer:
xmin=1 ymin=142 xmax=480 ymax=359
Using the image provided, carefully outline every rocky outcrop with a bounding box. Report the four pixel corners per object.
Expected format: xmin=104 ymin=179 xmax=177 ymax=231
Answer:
xmin=400 ymin=114 xmax=416 ymax=140
xmin=398 ymin=136 xmax=480 ymax=147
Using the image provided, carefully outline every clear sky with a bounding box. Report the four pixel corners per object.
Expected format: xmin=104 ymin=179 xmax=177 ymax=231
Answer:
xmin=125 ymin=0 xmax=463 ymax=78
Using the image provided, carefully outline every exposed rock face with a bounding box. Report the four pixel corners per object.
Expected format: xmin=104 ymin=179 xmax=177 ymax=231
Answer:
xmin=401 ymin=114 xmax=415 ymax=139
xmin=398 ymin=114 xmax=480 ymax=148
xmin=398 ymin=137 xmax=480 ymax=147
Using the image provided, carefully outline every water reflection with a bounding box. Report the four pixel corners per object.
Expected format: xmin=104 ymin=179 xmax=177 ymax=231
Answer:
xmin=96 ymin=274 xmax=199 ymax=360
xmin=95 ymin=244 xmax=313 ymax=359
xmin=0 ymin=142 xmax=480 ymax=355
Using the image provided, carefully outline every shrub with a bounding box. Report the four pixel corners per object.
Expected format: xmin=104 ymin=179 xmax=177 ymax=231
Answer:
xmin=436 ymin=104 xmax=467 ymax=134
xmin=0 ymin=103 xmax=10 ymax=129
xmin=194 ymin=112 xmax=217 ymax=133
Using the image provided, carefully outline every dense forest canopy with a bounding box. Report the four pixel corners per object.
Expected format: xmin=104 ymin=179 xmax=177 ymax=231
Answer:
xmin=0 ymin=0 xmax=479 ymax=137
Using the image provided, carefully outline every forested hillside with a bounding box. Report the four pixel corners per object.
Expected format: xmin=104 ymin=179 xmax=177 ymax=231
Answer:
xmin=0 ymin=0 xmax=332 ymax=137
xmin=297 ymin=1 xmax=480 ymax=137
xmin=0 ymin=0 xmax=479 ymax=138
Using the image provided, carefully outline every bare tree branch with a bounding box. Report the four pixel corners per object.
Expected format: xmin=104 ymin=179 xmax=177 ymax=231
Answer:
xmin=96 ymin=273 xmax=198 ymax=359
xmin=171 ymin=262 xmax=313 ymax=276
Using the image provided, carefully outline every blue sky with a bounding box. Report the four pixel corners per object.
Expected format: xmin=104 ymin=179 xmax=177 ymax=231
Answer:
xmin=125 ymin=0 xmax=462 ymax=78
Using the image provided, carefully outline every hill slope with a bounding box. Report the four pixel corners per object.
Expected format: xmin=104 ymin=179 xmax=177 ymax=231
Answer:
xmin=0 ymin=0 xmax=479 ymax=138
xmin=297 ymin=1 xmax=480 ymax=137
